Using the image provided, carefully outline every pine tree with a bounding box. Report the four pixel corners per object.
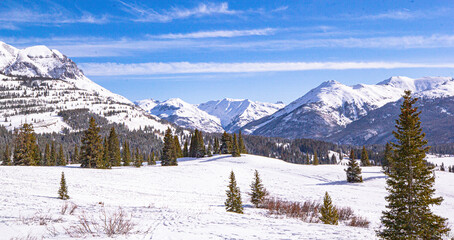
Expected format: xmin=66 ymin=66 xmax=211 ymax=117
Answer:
xmin=225 ymin=171 xmax=243 ymax=214
xmin=72 ymin=145 xmax=79 ymax=164
xmin=107 ymin=127 xmax=121 ymax=166
xmin=313 ymin=151 xmax=319 ymax=165
xmin=134 ymin=148 xmax=142 ymax=167
xmin=213 ymin=138 xmax=220 ymax=154
xmin=57 ymin=145 xmax=66 ymax=166
xmin=320 ymin=192 xmax=339 ymax=225
xmin=220 ymin=131 xmax=232 ymax=154
xmin=13 ymin=123 xmax=39 ymax=166
xmin=161 ymin=128 xmax=177 ymax=166
xmin=361 ymin=146 xmax=371 ymax=166
xmin=382 ymin=142 xmax=393 ymax=173
xmin=189 ymin=129 xmax=205 ymax=158
xmin=150 ymin=152 xmax=156 ymax=165
xmin=50 ymin=141 xmax=57 ymax=166
xmin=238 ymin=130 xmax=247 ymax=154
xmin=99 ymin=137 xmax=110 ymax=169
xmin=80 ymin=117 xmax=103 ymax=168
xmin=2 ymin=144 xmax=11 ymax=165
xmin=346 ymin=149 xmax=363 ymax=183
xmin=44 ymin=143 xmax=51 ymax=166
xmin=183 ymin=140 xmax=189 ymax=157
xmin=306 ymin=153 xmax=310 ymax=164
xmin=207 ymin=143 xmax=213 ymax=157
xmin=173 ymin=136 xmax=183 ymax=158
xmin=249 ymin=170 xmax=268 ymax=208
xmin=58 ymin=172 xmax=69 ymax=200
xmin=378 ymin=91 xmax=450 ymax=239
xmin=122 ymin=141 xmax=131 ymax=166
xmin=232 ymin=133 xmax=241 ymax=157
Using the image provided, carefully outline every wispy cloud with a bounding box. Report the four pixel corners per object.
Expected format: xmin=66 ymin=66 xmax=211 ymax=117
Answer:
xmin=152 ymin=28 xmax=276 ymax=39
xmin=119 ymin=1 xmax=237 ymax=22
xmin=357 ymin=8 xmax=452 ymax=20
xmin=79 ymin=61 xmax=454 ymax=76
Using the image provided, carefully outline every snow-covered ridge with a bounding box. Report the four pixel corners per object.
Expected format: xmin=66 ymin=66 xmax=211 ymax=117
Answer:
xmin=136 ymin=97 xmax=284 ymax=133
xmin=0 ymin=42 xmax=171 ymax=134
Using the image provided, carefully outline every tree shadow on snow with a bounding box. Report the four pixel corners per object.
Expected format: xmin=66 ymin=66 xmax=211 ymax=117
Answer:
xmin=200 ymin=155 xmax=233 ymax=163
xmin=316 ymin=175 xmax=386 ymax=185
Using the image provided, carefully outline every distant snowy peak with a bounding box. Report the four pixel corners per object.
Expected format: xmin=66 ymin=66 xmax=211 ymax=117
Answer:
xmin=0 ymin=42 xmax=83 ymax=79
xmin=138 ymin=98 xmax=223 ymax=133
xmin=198 ymin=98 xmax=284 ymax=132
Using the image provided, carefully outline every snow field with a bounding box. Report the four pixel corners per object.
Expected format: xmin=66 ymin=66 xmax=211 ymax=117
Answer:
xmin=1 ymin=154 xmax=453 ymax=239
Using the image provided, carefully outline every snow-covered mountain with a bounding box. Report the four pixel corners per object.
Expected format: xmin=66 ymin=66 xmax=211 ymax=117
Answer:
xmin=198 ymin=98 xmax=285 ymax=132
xmin=242 ymin=76 xmax=454 ymax=142
xmin=136 ymin=98 xmax=224 ymax=133
xmin=136 ymin=97 xmax=284 ymax=133
xmin=0 ymin=42 xmax=171 ymax=134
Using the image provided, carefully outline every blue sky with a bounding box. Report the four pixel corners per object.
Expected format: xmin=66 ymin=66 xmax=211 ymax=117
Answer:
xmin=1 ymin=0 xmax=454 ymax=104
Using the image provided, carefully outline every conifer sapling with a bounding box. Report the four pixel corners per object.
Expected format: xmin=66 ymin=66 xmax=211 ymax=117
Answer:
xmin=58 ymin=172 xmax=69 ymax=200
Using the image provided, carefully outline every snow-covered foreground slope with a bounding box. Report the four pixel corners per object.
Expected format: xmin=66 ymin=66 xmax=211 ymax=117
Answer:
xmin=1 ymin=154 xmax=453 ymax=239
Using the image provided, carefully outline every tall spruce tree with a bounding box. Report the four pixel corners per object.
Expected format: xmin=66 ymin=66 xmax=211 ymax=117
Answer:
xmin=58 ymin=172 xmax=69 ymax=200
xmin=249 ymin=170 xmax=268 ymax=208
xmin=213 ymin=138 xmax=220 ymax=154
xmin=225 ymin=170 xmax=243 ymax=214
xmin=2 ymin=144 xmax=11 ymax=165
xmin=134 ymin=148 xmax=142 ymax=167
xmin=183 ymin=140 xmax=189 ymax=157
xmin=346 ymin=149 xmax=363 ymax=183
xmin=320 ymin=192 xmax=339 ymax=225
xmin=107 ymin=127 xmax=121 ymax=166
xmin=238 ymin=130 xmax=247 ymax=154
xmin=161 ymin=128 xmax=177 ymax=166
xmin=382 ymin=142 xmax=392 ymax=174
xmin=361 ymin=146 xmax=371 ymax=166
xmin=99 ymin=137 xmax=110 ymax=169
xmin=378 ymin=91 xmax=450 ymax=239
xmin=122 ymin=141 xmax=131 ymax=166
xmin=232 ymin=133 xmax=241 ymax=157
xmin=220 ymin=131 xmax=232 ymax=154
xmin=313 ymin=151 xmax=319 ymax=165
xmin=44 ymin=143 xmax=50 ymax=166
xmin=80 ymin=117 xmax=103 ymax=168
xmin=57 ymin=145 xmax=66 ymax=166
xmin=173 ymin=135 xmax=183 ymax=158
xmin=207 ymin=143 xmax=213 ymax=157
xmin=72 ymin=145 xmax=79 ymax=164
xmin=50 ymin=141 xmax=57 ymax=166
xmin=13 ymin=123 xmax=39 ymax=166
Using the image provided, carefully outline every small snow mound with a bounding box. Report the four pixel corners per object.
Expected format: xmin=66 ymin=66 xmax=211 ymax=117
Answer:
xmin=22 ymin=45 xmax=54 ymax=58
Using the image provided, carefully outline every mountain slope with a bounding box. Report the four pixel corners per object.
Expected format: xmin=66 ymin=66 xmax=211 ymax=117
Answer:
xmin=0 ymin=42 xmax=171 ymax=134
xmin=137 ymin=98 xmax=224 ymax=133
xmin=242 ymin=76 xmax=454 ymax=141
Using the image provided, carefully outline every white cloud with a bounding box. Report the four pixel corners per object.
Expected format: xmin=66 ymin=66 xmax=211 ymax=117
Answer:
xmin=358 ymin=8 xmax=451 ymax=20
xmin=153 ymin=28 xmax=276 ymax=39
xmin=119 ymin=1 xmax=237 ymax=22
xmin=79 ymin=61 xmax=454 ymax=76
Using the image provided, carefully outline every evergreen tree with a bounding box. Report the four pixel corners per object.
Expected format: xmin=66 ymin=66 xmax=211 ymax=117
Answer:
xmin=306 ymin=153 xmax=310 ymax=164
xmin=50 ymin=141 xmax=57 ymax=166
xmin=57 ymin=145 xmax=66 ymax=166
xmin=313 ymin=151 xmax=319 ymax=165
xmin=2 ymin=144 xmax=11 ymax=165
xmin=99 ymin=137 xmax=110 ymax=169
xmin=249 ymin=170 xmax=268 ymax=208
xmin=44 ymin=143 xmax=50 ymax=166
xmin=150 ymin=152 xmax=156 ymax=165
xmin=378 ymin=91 xmax=450 ymax=239
xmin=207 ymin=143 xmax=213 ymax=157
xmin=189 ymin=129 xmax=205 ymax=158
xmin=173 ymin=136 xmax=183 ymax=158
xmin=225 ymin=171 xmax=243 ymax=214
xmin=161 ymin=128 xmax=177 ymax=166
xmin=232 ymin=133 xmax=241 ymax=157
xmin=220 ymin=131 xmax=232 ymax=154
xmin=107 ymin=127 xmax=121 ymax=166
xmin=58 ymin=172 xmax=69 ymax=200
xmin=80 ymin=117 xmax=103 ymax=168
xmin=183 ymin=140 xmax=189 ymax=157
xmin=346 ymin=149 xmax=363 ymax=183
xmin=361 ymin=146 xmax=371 ymax=166
xmin=320 ymin=192 xmax=339 ymax=225
xmin=72 ymin=145 xmax=79 ymax=164
xmin=331 ymin=154 xmax=337 ymax=164
xmin=213 ymin=138 xmax=220 ymax=154
xmin=238 ymin=130 xmax=247 ymax=154
xmin=13 ymin=123 xmax=39 ymax=166
xmin=122 ymin=141 xmax=131 ymax=166
xmin=440 ymin=163 xmax=445 ymax=171
xmin=382 ymin=142 xmax=392 ymax=173
xmin=134 ymin=148 xmax=142 ymax=167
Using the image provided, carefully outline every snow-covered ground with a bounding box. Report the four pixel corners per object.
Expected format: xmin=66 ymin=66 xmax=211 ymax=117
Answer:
xmin=1 ymin=154 xmax=453 ymax=239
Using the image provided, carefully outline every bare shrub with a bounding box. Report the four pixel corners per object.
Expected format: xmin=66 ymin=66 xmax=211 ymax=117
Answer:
xmin=9 ymin=234 xmax=42 ymax=240
xmin=20 ymin=211 xmax=62 ymax=226
xmin=337 ymin=206 xmax=354 ymax=221
xmin=60 ymin=202 xmax=69 ymax=215
xmin=69 ymin=203 xmax=78 ymax=215
xmin=347 ymin=216 xmax=370 ymax=228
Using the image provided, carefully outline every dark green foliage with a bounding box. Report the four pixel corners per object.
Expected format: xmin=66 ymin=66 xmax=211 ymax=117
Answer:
xmin=107 ymin=127 xmax=121 ymax=166
xmin=330 ymin=154 xmax=337 ymax=164
xmin=149 ymin=152 xmax=156 ymax=165
xmin=122 ymin=141 xmax=131 ymax=166
xmin=57 ymin=145 xmax=66 ymax=166
xmin=13 ymin=123 xmax=40 ymax=166
xmin=361 ymin=146 xmax=370 ymax=166
xmin=238 ymin=130 xmax=247 ymax=154
xmin=313 ymin=152 xmax=319 ymax=165
xmin=80 ymin=117 xmax=103 ymax=168
xmin=2 ymin=144 xmax=11 ymax=165
xmin=44 ymin=143 xmax=50 ymax=166
xmin=382 ymin=142 xmax=392 ymax=173
xmin=213 ymin=138 xmax=220 ymax=154
xmin=50 ymin=141 xmax=57 ymax=166
xmin=72 ymin=145 xmax=79 ymax=164
xmin=249 ymin=170 xmax=268 ymax=208
xmin=161 ymin=128 xmax=177 ymax=166
xmin=58 ymin=172 xmax=69 ymax=200
xmin=225 ymin=171 xmax=243 ymax=214
xmin=207 ymin=143 xmax=213 ymax=157
xmin=320 ymin=192 xmax=339 ymax=225
xmin=100 ymin=137 xmax=111 ymax=169
xmin=183 ymin=140 xmax=189 ymax=157
xmin=189 ymin=129 xmax=205 ymax=158
xmin=220 ymin=131 xmax=232 ymax=154
xmin=134 ymin=148 xmax=142 ymax=167
xmin=346 ymin=149 xmax=363 ymax=183
xmin=232 ymin=133 xmax=241 ymax=157
xmin=174 ymin=136 xmax=183 ymax=158
xmin=378 ymin=91 xmax=450 ymax=239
